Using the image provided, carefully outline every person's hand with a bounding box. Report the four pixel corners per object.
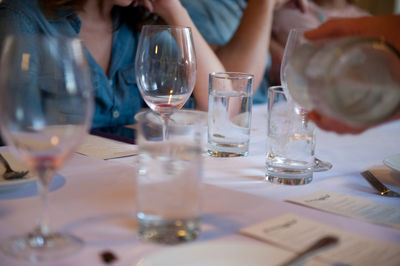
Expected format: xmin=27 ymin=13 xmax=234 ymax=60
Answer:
xmin=308 ymin=108 xmax=400 ymax=135
xmin=304 ymin=14 xmax=400 ymax=134
xmin=304 ymin=14 xmax=400 ymax=51
xmin=133 ymin=0 xmax=182 ymax=19
xmin=133 ymin=0 xmax=152 ymax=11
xmin=308 ymin=111 xmax=370 ymax=134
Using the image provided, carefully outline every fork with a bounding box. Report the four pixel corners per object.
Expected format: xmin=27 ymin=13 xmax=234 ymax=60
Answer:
xmin=279 ymin=235 xmax=338 ymax=266
xmin=0 ymin=153 xmax=29 ymax=180
xmin=361 ymin=170 xmax=400 ymax=197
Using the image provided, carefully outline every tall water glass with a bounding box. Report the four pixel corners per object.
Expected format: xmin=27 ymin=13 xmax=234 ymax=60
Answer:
xmin=266 ymin=86 xmax=314 ymax=185
xmin=0 ymin=35 xmax=93 ymax=261
xmin=135 ymin=110 xmax=203 ymax=244
xmin=207 ymin=72 xmax=253 ymax=157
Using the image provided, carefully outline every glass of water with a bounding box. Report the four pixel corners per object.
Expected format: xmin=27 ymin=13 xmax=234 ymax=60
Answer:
xmin=266 ymin=86 xmax=315 ymax=185
xmin=207 ymin=72 xmax=253 ymax=157
xmin=135 ymin=110 xmax=203 ymax=244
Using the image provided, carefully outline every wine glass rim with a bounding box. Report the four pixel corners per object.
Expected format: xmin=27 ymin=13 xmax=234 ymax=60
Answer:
xmin=210 ymin=72 xmax=254 ymax=80
xmin=268 ymin=85 xmax=285 ymax=94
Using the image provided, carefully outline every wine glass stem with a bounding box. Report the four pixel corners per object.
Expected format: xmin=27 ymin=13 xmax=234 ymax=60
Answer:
xmin=36 ymin=172 xmax=53 ymax=235
xmin=163 ymin=117 xmax=170 ymax=140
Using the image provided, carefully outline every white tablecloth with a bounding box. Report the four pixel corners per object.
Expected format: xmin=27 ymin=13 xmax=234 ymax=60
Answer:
xmin=0 ymin=105 xmax=399 ymax=265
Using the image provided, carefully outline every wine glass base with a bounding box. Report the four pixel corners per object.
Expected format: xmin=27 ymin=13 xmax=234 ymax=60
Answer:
xmin=208 ymin=150 xmax=248 ymax=157
xmin=0 ymin=231 xmax=83 ymax=262
xmin=313 ymin=158 xmax=333 ymax=172
xmin=266 ymin=174 xmax=313 ymax=185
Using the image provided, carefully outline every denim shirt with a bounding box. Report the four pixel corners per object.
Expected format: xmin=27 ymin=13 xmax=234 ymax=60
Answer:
xmin=182 ymin=0 xmax=271 ymax=104
xmin=0 ymin=0 xmax=144 ymax=128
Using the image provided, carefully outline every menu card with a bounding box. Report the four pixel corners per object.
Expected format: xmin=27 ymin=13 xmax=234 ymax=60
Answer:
xmin=286 ymin=190 xmax=400 ymax=229
xmin=240 ymin=213 xmax=400 ymax=266
xmin=76 ymin=135 xmax=138 ymax=160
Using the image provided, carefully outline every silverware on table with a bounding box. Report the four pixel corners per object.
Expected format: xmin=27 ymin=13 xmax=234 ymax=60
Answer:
xmin=0 ymin=153 xmax=29 ymax=180
xmin=361 ymin=170 xmax=400 ymax=197
xmin=279 ymin=235 xmax=338 ymax=266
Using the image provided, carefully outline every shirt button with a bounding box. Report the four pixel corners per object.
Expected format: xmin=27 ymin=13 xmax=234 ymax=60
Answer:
xmin=113 ymin=110 xmax=120 ymax=118
xmin=109 ymin=79 xmax=113 ymax=86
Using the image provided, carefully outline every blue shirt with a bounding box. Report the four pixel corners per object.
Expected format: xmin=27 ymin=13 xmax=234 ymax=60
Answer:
xmin=0 ymin=0 xmax=144 ymax=128
xmin=182 ymin=0 xmax=271 ymax=104
xmin=182 ymin=0 xmax=246 ymax=46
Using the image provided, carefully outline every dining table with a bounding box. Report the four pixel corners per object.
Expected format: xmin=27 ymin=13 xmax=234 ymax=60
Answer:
xmin=0 ymin=104 xmax=399 ymax=266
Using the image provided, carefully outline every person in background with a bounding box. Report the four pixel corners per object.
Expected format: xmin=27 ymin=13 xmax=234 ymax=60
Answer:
xmin=269 ymin=0 xmax=369 ymax=84
xmin=181 ymin=0 xmax=308 ymax=104
xmin=0 ymin=0 xmax=226 ymax=129
xmin=305 ymin=14 xmax=400 ymax=134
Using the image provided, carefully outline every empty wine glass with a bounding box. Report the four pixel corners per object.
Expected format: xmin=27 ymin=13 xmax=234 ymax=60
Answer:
xmin=135 ymin=25 xmax=197 ymax=139
xmin=281 ymin=28 xmax=332 ymax=172
xmin=0 ymin=35 xmax=93 ymax=261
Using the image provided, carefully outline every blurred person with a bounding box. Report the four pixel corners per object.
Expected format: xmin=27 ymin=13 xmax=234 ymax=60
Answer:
xmin=0 ymin=0 xmax=226 ymax=129
xmin=181 ymin=0 xmax=308 ymax=104
xmin=305 ymin=14 xmax=400 ymax=134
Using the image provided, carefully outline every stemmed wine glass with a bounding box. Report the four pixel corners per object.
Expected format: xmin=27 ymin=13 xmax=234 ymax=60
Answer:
xmin=281 ymin=28 xmax=332 ymax=172
xmin=135 ymin=25 xmax=197 ymax=139
xmin=0 ymin=35 xmax=93 ymax=261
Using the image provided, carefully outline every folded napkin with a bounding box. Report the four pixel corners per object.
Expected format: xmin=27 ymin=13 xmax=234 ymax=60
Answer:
xmin=76 ymin=134 xmax=138 ymax=160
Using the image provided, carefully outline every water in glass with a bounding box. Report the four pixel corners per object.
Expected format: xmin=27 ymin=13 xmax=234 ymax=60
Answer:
xmin=135 ymin=111 xmax=203 ymax=244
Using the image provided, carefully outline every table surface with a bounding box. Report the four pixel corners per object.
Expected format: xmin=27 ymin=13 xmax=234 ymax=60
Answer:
xmin=0 ymin=105 xmax=399 ymax=266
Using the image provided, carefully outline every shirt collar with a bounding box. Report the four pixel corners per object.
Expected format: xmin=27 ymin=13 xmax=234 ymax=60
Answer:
xmin=48 ymin=8 xmax=82 ymax=33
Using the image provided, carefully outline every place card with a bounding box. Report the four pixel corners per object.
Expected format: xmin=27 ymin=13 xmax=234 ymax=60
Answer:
xmin=240 ymin=213 xmax=400 ymax=266
xmin=286 ymin=190 xmax=400 ymax=229
xmin=76 ymin=135 xmax=138 ymax=160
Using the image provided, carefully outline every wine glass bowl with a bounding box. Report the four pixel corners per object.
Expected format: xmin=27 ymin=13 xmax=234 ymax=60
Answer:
xmin=135 ymin=25 xmax=196 ymax=138
xmin=281 ymin=28 xmax=332 ymax=172
xmin=280 ymin=28 xmax=308 ymax=101
xmin=0 ymin=35 xmax=93 ymax=261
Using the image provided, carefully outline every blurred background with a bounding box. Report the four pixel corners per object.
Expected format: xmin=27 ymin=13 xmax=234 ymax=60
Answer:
xmin=353 ymin=0 xmax=400 ymax=14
